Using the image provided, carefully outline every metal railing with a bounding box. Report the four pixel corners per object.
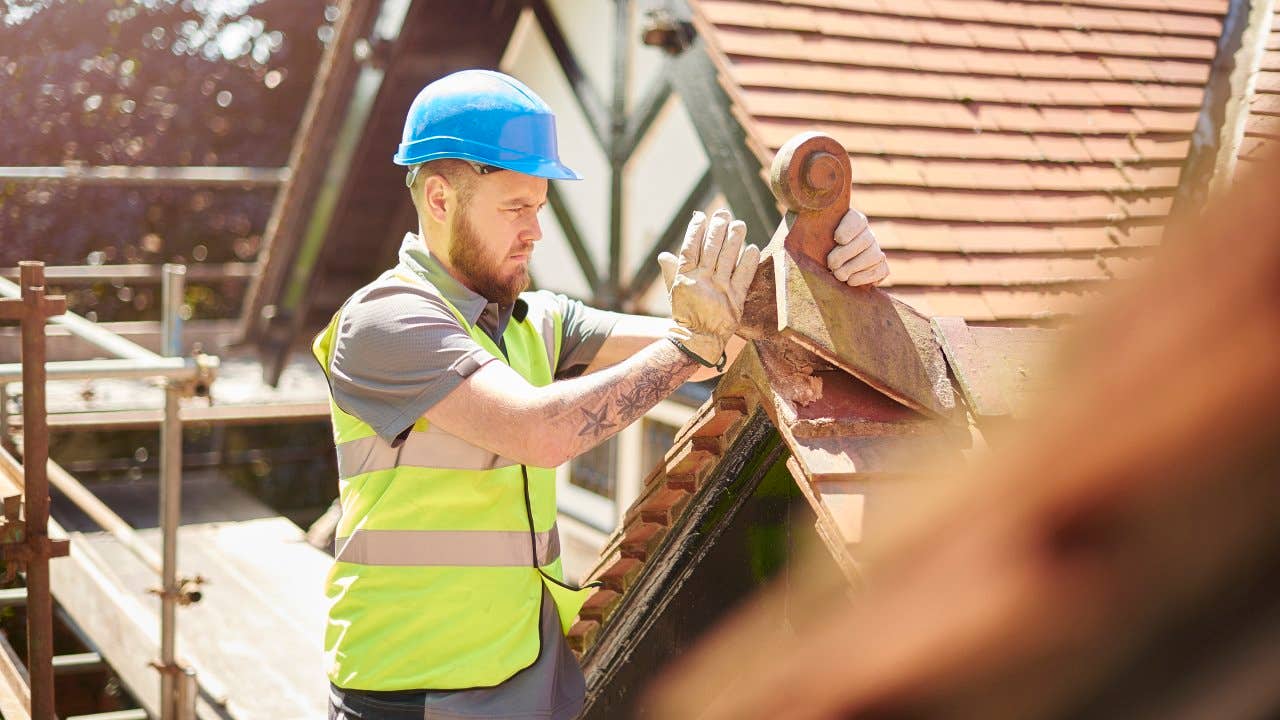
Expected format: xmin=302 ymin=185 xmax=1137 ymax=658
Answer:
xmin=0 ymin=262 xmax=218 ymax=719
xmin=0 ymin=262 xmax=67 ymax=720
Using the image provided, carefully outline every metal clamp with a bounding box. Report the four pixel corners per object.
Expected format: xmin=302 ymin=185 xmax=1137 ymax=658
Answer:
xmin=0 ymin=495 xmax=70 ymax=582
xmin=164 ymin=353 xmax=218 ymax=399
xmin=147 ymin=574 xmax=207 ymax=606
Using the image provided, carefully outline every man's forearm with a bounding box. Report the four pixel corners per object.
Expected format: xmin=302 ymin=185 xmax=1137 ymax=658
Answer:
xmin=531 ymin=339 xmax=697 ymax=466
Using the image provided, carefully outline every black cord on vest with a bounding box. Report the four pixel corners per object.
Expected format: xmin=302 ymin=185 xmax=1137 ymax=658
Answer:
xmin=501 ymin=312 xmax=599 ymax=591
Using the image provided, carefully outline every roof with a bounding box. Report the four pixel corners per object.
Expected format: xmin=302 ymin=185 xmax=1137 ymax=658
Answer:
xmin=636 ymin=136 xmax=1280 ymax=720
xmin=567 ymin=132 xmax=1058 ymax=698
xmin=687 ymin=0 xmax=1231 ymax=323
xmin=1236 ymin=5 xmax=1279 ymax=175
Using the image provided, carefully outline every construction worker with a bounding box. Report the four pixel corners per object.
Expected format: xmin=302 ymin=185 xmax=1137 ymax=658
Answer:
xmin=317 ymin=69 xmax=889 ymax=720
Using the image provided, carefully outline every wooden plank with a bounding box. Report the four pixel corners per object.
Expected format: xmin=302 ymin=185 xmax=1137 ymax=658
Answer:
xmin=53 ymin=518 xmax=331 ymax=718
xmin=0 ymin=627 xmax=31 ymax=720
xmin=238 ymin=0 xmax=378 ymax=351
xmin=79 ymin=519 xmax=330 ymax=718
xmin=50 ymin=528 xmax=193 ymax=719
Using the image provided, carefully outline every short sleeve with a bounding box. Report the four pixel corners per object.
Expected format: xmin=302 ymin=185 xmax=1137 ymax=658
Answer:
xmin=547 ymin=291 xmax=621 ymax=378
xmin=328 ymin=283 xmax=499 ymax=443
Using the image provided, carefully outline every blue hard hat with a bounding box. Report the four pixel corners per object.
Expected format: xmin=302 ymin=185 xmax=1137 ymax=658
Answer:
xmin=394 ymin=69 xmax=581 ymax=180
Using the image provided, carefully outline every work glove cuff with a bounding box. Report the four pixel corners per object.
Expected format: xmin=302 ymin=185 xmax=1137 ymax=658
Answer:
xmin=667 ymin=326 xmax=727 ymax=369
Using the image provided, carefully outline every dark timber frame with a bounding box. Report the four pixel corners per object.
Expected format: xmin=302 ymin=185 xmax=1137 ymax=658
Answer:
xmin=579 ymin=410 xmax=786 ymax=717
xmin=240 ymin=0 xmax=785 ymax=382
xmin=521 ymin=0 xmax=778 ymax=310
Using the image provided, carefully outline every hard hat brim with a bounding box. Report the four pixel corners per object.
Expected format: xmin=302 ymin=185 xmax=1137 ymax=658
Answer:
xmin=394 ymin=143 xmax=581 ymax=181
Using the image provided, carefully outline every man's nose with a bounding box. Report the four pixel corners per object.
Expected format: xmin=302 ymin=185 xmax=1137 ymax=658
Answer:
xmin=525 ymin=214 xmax=543 ymax=243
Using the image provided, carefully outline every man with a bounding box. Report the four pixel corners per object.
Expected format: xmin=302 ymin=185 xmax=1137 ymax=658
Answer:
xmin=319 ymin=69 xmax=889 ymax=720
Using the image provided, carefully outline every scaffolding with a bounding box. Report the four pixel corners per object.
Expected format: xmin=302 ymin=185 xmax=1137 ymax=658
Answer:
xmin=0 ymin=261 xmax=219 ymax=720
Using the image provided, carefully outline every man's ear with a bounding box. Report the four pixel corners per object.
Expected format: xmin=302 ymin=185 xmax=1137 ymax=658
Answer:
xmin=422 ymin=174 xmax=452 ymax=224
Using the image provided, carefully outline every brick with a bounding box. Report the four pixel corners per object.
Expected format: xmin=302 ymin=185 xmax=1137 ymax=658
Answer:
xmin=578 ymin=589 xmax=622 ymax=624
xmin=638 ymin=485 xmax=693 ymax=524
xmin=691 ymin=433 xmax=725 ymax=455
xmin=664 ymin=443 xmax=715 ymax=479
xmin=625 ymin=472 xmax=677 ymax=521
xmin=566 ymin=619 xmax=599 ymax=655
xmin=620 ymin=521 xmax=667 ymax=561
xmin=597 ymin=557 xmax=642 ymax=593
xmin=665 ymin=473 xmax=700 ymax=493
xmin=639 ymin=464 xmax=665 ymax=491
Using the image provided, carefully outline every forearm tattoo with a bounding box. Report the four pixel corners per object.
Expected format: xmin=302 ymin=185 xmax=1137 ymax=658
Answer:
xmin=574 ymin=344 xmax=695 ymax=443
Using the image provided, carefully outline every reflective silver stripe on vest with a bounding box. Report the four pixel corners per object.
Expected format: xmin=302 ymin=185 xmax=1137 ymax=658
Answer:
xmin=334 ymin=524 xmax=561 ymax=567
xmin=336 ymin=427 xmax=516 ymax=477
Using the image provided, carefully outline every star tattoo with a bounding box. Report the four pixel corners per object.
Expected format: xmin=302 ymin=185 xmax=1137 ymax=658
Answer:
xmin=578 ymin=404 xmax=617 ymax=438
xmin=614 ymin=390 xmax=646 ymax=418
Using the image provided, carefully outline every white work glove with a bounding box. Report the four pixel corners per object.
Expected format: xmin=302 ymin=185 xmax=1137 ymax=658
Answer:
xmin=828 ymin=209 xmax=889 ymax=286
xmin=657 ymin=209 xmax=760 ymax=367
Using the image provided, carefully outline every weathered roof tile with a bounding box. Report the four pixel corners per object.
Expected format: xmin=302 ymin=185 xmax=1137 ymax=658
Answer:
xmin=692 ymin=0 xmax=1225 ymax=316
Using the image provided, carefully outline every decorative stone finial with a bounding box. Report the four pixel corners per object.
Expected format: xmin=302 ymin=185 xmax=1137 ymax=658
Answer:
xmin=768 ymin=132 xmax=852 ymax=267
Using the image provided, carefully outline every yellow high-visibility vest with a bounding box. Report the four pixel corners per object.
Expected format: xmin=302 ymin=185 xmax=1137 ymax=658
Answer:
xmin=313 ymin=275 xmax=594 ymax=691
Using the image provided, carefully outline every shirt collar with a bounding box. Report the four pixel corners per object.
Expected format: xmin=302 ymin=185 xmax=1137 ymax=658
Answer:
xmin=397 ymin=233 xmax=514 ymax=338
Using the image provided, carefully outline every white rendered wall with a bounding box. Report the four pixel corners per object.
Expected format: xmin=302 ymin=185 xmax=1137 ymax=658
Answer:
xmin=622 ymin=95 xmax=709 ymax=293
xmin=627 ymin=0 xmax=668 ymax=112
xmin=545 ymin=0 xmax=615 ymax=106
xmin=501 ymin=8 xmax=611 ymax=293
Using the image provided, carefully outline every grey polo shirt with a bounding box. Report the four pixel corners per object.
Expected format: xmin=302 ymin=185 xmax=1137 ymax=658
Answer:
xmin=324 ymin=234 xmax=618 ymax=719
xmin=329 ymin=234 xmax=620 ymax=444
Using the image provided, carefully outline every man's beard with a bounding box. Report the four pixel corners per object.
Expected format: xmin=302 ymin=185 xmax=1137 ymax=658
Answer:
xmin=448 ymin=208 xmax=529 ymax=306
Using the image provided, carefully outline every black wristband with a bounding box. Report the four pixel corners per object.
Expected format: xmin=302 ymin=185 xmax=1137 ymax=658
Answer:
xmin=668 ymin=337 xmax=727 ymax=372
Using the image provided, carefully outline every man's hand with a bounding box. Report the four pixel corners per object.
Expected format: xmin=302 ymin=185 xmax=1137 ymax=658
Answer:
xmin=828 ymin=209 xmax=889 ymax=287
xmin=656 ymin=209 xmax=760 ymax=365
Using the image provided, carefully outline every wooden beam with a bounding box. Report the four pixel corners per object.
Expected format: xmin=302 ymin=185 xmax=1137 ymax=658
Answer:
xmin=48 ymin=531 xmax=164 ymax=718
xmin=237 ymin=0 xmax=378 ymax=350
xmin=667 ymin=34 xmax=779 ymax=251
xmin=529 ymin=0 xmax=612 ymax=150
xmin=0 ymin=628 xmax=30 ymax=720
xmin=546 ymin=182 xmax=602 ymax=297
xmin=617 ymin=74 xmax=671 ymax=164
xmin=624 ymin=168 xmax=714 ymax=305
